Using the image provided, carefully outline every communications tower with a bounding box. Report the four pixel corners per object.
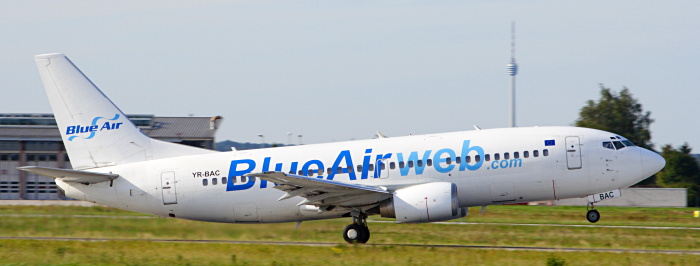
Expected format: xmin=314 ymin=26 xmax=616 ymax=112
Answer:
xmin=506 ymin=22 xmax=518 ymax=127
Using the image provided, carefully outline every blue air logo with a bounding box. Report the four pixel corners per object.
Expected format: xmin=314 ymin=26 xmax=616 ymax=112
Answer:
xmin=224 ymin=140 xmax=516 ymax=192
xmin=65 ymin=114 xmax=123 ymax=141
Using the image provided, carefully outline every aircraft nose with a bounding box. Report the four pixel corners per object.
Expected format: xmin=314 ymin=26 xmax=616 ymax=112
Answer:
xmin=640 ymin=148 xmax=665 ymax=178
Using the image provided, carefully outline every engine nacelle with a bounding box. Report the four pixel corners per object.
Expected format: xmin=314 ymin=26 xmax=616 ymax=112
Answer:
xmin=380 ymin=182 xmax=467 ymax=223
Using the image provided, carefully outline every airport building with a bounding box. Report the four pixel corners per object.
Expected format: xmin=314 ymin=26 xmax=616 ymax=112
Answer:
xmin=0 ymin=114 xmax=222 ymax=200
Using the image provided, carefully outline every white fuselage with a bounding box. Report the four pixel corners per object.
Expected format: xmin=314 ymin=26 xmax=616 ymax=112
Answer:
xmin=56 ymin=126 xmax=657 ymax=224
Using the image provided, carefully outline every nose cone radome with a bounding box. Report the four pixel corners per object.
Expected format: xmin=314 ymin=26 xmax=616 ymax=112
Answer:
xmin=640 ymin=148 xmax=665 ymax=178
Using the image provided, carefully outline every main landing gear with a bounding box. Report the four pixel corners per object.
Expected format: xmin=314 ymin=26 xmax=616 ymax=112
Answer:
xmin=586 ymin=202 xmax=600 ymax=223
xmin=343 ymin=211 xmax=370 ymax=244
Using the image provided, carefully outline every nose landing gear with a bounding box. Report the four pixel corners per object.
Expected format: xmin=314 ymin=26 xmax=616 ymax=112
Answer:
xmin=586 ymin=202 xmax=600 ymax=223
xmin=584 ymin=189 xmax=621 ymax=223
xmin=343 ymin=212 xmax=370 ymax=244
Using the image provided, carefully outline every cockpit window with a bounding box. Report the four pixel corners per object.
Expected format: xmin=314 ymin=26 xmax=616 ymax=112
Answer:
xmin=603 ymin=141 xmax=614 ymax=149
xmin=605 ymin=136 xmax=636 ymax=150
xmin=613 ymin=141 xmax=625 ymax=149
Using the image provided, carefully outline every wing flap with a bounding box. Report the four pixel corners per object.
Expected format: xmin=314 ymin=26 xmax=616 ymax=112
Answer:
xmin=246 ymin=171 xmax=389 ymax=194
xmin=19 ymin=166 xmax=119 ymax=184
xmin=245 ymin=171 xmax=390 ymax=208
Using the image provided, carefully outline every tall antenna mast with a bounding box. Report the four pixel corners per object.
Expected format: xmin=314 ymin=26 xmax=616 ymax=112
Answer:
xmin=506 ymin=21 xmax=518 ymax=127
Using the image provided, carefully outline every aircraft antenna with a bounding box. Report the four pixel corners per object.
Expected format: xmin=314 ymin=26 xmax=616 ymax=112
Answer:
xmin=506 ymin=21 xmax=519 ymax=127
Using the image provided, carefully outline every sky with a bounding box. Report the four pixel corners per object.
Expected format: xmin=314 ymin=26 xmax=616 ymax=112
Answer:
xmin=1 ymin=1 xmax=698 ymax=149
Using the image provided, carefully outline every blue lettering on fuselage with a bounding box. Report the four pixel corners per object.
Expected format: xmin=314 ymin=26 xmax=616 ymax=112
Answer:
xmin=224 ymin=139 xmax=518 ymax=192
xmin=489 ymin=159 xmax=523 ymax=169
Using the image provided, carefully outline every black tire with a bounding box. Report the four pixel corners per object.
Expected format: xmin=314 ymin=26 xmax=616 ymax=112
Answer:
xmin=358 ymin=225 xmax=370 ymax=244
xmin=586 ymin=209 xmax=600 ymax=223
xmin=343 ymin=223 xmax=364 ymax=244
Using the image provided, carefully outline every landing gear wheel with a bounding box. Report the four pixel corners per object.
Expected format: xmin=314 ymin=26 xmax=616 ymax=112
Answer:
xmin=344 ymin=210 xmax=371 ymax=244
xmin=587 ymin=209 xmax=600 ymax=223
xmin=358 ymin=225 xmax=370 ymax=244
xmin=343 ymin=223 xmax=365 ymax=244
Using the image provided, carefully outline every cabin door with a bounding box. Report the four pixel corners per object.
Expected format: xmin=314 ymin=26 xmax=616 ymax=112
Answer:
xmin=376 ymin=158 xmax=389 ymax=179
xmin=161 ymin=171 xmax=177 ymax=205
xmin=565 ymin=136 xmax=582 ymax=169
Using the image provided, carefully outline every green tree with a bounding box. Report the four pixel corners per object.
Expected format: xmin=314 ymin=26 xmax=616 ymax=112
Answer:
xmin=575 ymin=85 xmax=654 ymax=150
xmin=656 ymin=143 xmax=700 ymax=207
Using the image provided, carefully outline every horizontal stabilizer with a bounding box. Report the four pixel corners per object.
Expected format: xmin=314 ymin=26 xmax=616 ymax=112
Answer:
xmin=19 ymin=166 xmax=119 ymax=184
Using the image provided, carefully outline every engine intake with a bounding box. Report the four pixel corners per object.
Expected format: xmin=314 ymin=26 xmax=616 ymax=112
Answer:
xmin=380 ymin=182 xmax=467 ymax=223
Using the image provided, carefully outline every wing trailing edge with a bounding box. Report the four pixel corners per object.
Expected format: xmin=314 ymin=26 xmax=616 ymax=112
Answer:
xmin=245 ymin=171 xmax=390 ymax=208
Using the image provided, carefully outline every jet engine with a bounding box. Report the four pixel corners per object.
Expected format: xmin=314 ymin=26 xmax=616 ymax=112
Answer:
xmin=379 ymin=182 xmax=467 ymax=223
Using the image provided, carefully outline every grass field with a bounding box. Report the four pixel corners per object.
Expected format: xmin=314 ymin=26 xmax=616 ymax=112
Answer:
xmin=0 ymin=205 xmax=698 ymax=265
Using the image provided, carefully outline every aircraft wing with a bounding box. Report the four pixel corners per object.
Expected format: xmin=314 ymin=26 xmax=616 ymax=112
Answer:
xmin=19 ymin=166 xmax=119 ymax=184
xmin=245 ymin=171 xmax=391 ymax=208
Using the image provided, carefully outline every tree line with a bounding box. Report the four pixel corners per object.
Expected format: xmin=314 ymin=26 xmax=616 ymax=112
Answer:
xmin=575 ymin=84 xmax=698 ymax=206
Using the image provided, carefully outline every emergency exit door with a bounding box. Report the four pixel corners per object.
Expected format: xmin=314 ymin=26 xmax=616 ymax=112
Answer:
xmin=161 ymin=172 xmax=177 ymax=205
xmin=565 ymin=136 xmax=582 ymax=169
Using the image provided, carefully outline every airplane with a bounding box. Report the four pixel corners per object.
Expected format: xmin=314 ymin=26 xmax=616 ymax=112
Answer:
xmin=21 ymin=53 xmax=665 ymax=244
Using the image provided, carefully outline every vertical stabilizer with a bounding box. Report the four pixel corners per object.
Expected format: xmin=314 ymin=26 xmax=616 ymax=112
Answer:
xmin=34 ymin=53 xmax=214 ymax=170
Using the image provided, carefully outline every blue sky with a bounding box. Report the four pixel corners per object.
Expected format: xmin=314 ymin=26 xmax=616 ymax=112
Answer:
xmin=1 ymin=1 xmax=698 ymax=149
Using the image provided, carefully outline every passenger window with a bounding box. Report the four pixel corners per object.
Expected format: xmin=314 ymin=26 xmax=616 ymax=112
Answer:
xmin=466 ymin=156 xmax=471 ymax=163
xmin=543 ymin=149 xmax=549 ymax=156
xmin=514 ymin=152 xmax=519 ymax=159
xmin=202 ymin=179 xmax=208 ymax=186
xmin=524 ymin=151 xmax=529 ymax=158
xmin=533 ymin=150 xmax=539 ymax=157
xmin=427 ymin=159 xmax=433 ymax=166
xmin=390 ymin=162 xmax=396 ymax=169
xmin=504 ymin=153 xmax=510 ymax=160
xmin=212 ymin=178 xmax=218 ymax=185
xmin=417 ymin=160 xmax=423 ymax=167
xmin=485 ymin=154 xmax=490 ymax=161
xmin=356 ymin=165 xmax=362 ymax=172
xmin=445 ymin=157 xmax=452 ymax=164
xmin=242 ymin=176 xmax=248 ymax=183
xmin=613 ymin=141 xmax=625 ymax=150
xmin=222 ymin=177 xmax=227 ymax=184
xmin=399 ymin=161 xmax=405 ymax=168
xmin=318 ymin=169 xmax=324 ymax=175
xmin=408 ymin=161 xmax=414 ymax=168
xmin=369 ymin=164 xmax=375 ymax=171
xmin=380 ymin=163 xmax=386 ymax=170
xmin=603 ymin=142 xmax=614 ymax=149
xmin=475 ymin=155 xmax=481 ymax=162
xmin=494 ymin=153 xmax=500 ymax=161
xmin=456 ymin=157 xmax=461 ymax=164
xmin=298 ymin=170 xmax=304 ymax=175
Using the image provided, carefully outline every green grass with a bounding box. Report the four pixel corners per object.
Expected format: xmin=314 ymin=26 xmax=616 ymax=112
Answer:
xmin=0 ymin=240 xmax=698 ymax=265
xmin=0 ymin=205 xmax=699 ymax=265
xmin=460 ymin=205 xmax=700 ymax=227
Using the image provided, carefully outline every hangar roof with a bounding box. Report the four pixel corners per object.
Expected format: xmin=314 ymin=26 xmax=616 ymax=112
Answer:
xmin=0 ymin=114 xmax=222 ymax=141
